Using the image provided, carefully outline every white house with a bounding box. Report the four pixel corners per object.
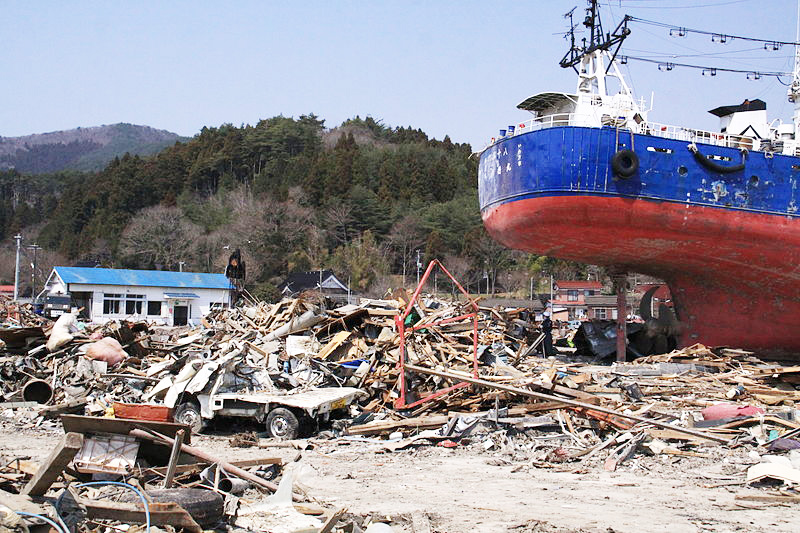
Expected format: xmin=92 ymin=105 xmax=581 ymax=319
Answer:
xmin=40 ymin=267 xmax=233 ymax=326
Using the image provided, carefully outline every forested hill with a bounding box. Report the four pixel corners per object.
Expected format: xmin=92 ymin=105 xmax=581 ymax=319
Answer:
xmin=0 ymin=123 xmax=186 ymax=173
xmin=4 ymin=114 xmax=538 ymax=297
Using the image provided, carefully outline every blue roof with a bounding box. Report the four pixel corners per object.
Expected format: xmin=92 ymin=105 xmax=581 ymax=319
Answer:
xmin=54 ymin=267 xmax=233 ymax=290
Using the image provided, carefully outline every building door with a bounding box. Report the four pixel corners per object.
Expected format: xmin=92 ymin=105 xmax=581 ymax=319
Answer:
xmin=174 ymin=305 xmax=188 ymax=326
xmin=71 ymin=291 xmax=93 ymax=320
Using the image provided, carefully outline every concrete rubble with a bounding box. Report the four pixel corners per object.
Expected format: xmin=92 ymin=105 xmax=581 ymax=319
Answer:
xmin=1 ymin=288 xmax=800 ymax=532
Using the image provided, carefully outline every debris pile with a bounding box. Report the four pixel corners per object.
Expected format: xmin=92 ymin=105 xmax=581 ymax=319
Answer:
xmin=1 ymin=280 xmax=800 ymax=530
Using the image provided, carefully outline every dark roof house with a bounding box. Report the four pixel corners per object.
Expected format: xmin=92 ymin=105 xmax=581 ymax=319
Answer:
xmin=278 ymin=270 xmax=350 ymax=297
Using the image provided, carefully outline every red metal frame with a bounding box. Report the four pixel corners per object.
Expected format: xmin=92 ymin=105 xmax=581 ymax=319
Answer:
xmin=394 ymin=259 xmax=480 ymax=410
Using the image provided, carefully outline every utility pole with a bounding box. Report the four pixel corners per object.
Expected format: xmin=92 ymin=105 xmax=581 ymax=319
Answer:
xmin=13 ymin=234 xmax=22 ymax=301
xmin=27 ymin=243 xmax=42 ymax=299
xmin=612 ymin=270 xmax=628 ymax=362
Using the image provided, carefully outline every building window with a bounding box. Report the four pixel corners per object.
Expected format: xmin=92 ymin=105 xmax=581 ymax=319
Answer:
xmin=103 ymin=294 xmax=123 ymax=314
xmin=125 ymin=294 xmax=145 ymax=315
xmin=104 ymin=293 xmax=146 ymax=315
xmin=147 ymin=301 xmax=162 ymax=316
xmin=210 ymin=302 xmax=226 ymax=310
xmin=568 ymin=290 xmax=578 ymax=302
xmin=596 ymin=308 xmax=607 ymax=319
xmin=585 ymin=290 xmax=594 ymax=297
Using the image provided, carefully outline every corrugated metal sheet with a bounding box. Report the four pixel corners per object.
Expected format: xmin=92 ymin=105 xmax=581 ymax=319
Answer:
xmin=54 ymin=267 xmax=232 ymax=290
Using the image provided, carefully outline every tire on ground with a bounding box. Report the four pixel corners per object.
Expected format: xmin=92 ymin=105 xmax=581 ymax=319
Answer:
xmin=265 ymin=407 xmax=300 ymax=440
xmin=123 ymin=488 xmax=223 ymax=529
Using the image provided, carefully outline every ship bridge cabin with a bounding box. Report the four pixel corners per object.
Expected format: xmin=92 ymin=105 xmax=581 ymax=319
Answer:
xmin=515 ymin=91 xmax=644 ymax=131
xmin=709 ymin=99 xmax=769 ymax=143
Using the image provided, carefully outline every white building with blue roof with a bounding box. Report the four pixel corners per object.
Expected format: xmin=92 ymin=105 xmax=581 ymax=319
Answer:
xmin=40 ymin=267 xmax=233 ymax=326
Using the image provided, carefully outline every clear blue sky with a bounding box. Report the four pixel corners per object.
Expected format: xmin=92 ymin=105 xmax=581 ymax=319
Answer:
xmin=2 ymin=0 xmax=798 ymax=149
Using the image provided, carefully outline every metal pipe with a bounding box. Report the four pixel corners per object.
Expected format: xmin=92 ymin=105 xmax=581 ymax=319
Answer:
xmin=128 ymin=428 xmax=303 ymax=499
xmin=403 ymin=363 xmax=729 ymax=443
xmin=218 ymin=477 xmax=250 ymax=495
xmin=22 ymin=379 xmax=53 ymax=404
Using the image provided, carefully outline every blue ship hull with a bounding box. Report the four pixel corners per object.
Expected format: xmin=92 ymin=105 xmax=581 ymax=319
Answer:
xmin=478 ymin=126 xmax=800 ymax=352
xmin=479 ymin=126 xmax=798 ymax=217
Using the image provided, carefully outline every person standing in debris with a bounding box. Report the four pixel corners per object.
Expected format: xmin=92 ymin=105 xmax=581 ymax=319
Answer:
xmin=541 ymin=311 xmax=554 ymax=356
xmin=225 ymin=249 xmax=246 ymax=307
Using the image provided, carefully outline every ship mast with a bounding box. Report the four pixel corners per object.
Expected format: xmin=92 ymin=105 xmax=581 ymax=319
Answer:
xmin=560 ymin=0 xmax=640 ymax=125
xmin=790 ymin=2 xmax=800 ymax=138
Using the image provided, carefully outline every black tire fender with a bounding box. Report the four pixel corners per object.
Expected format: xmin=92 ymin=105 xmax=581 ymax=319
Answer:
xmin=611 ymin=149 xmax=639 ymax=178
xmin=265 ymin=407 xmax=300 ymax=440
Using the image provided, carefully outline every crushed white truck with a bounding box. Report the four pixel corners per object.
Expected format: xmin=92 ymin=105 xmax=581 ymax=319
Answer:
xmin=147 ymin=339 xmax=364 ymax=439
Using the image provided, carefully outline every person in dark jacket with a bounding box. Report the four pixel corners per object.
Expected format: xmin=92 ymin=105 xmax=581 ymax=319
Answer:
xmin=541 ymin=311 xmax=554 ymax=356
xmin=225 ymin=249 xmax=246 ymax=306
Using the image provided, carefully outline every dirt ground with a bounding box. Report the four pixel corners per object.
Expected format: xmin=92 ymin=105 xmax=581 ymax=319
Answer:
xmin=2 ymin=419 xmax=799 ymax=533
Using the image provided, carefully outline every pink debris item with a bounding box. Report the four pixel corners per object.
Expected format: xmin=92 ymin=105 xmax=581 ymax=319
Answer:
xmin=701 ymin=403 xmax=764 ymax=421
xmin=85 ymin=337 xmax=128 ymax=366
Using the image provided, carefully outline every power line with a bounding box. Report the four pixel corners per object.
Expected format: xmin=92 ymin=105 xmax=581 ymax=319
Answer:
xmin=618 ymin=55 xmax=790 ymax=78
xmin=603 ymin=0 xmax=755 ymax=9
xmin=628 ymin=16 xmax=800 ymax=47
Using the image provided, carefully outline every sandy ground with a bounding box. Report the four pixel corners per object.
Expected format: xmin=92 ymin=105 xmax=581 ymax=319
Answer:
xmin=2 ymin=422 xmax=799 ymax=533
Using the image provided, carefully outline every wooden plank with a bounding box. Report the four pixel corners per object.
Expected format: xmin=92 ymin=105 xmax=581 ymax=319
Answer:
xmin=163 ymin=429 xmax=184 ymax=488
xmin=317 ymin=331 xmax=351 ymax=360
xmin=61 ymin=414 xmax=191 ymax=444
xmin=22 ymin=432 xmax=84 ymax=496
xmin=319 ymin=507 xmax=346 ymax=533
xmin=348 ymin=415 xmax=451 ymax=435
xmin=405 ymin=364 xmax=729 ymax=443
xmin=735 ymin=494 xmax=800 ymax=503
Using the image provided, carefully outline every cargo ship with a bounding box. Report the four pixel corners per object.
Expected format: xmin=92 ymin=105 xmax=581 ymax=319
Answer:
xmin=478 ymin=1 xmax=800 ymax=353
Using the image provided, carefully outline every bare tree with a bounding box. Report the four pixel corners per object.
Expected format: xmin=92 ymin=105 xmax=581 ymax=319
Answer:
xmin=385 ymin=214 xmax=425 ymax=286
xmin=224 ymin=190 xmax=315 ymax=282
xmin=442 ymin=254 xmax=480 ymax=299
xmin=322 ymin=203 xmax=354 ymax=246
xmin=119 ymin=205 xmax=201 ymax=270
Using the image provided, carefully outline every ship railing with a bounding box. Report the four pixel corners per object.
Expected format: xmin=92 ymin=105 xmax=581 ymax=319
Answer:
xmin=485 ymin=114 xmax=760 ymax=152
xmin=489 ymin=113 xmax=597 ymax=143
xmin=639 ymin=121 xmax=758 ymax=151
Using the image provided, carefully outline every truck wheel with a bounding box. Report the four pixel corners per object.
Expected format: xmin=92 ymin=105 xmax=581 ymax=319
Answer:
xmin=174 ymin=401 xmax=205 ymax=434
xmin=265 ymin=407 xmax=299 ymax=440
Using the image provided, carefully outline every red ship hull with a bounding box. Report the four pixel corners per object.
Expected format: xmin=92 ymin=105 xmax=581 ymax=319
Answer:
xmin=483 ymin=195 xmax=800 ymax=354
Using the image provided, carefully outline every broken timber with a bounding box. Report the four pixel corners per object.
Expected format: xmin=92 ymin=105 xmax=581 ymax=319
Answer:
xmin=22 ymin=431 xmax=84 ymax=496
xmin=404 ymin=364 xmax=728 ymax=443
